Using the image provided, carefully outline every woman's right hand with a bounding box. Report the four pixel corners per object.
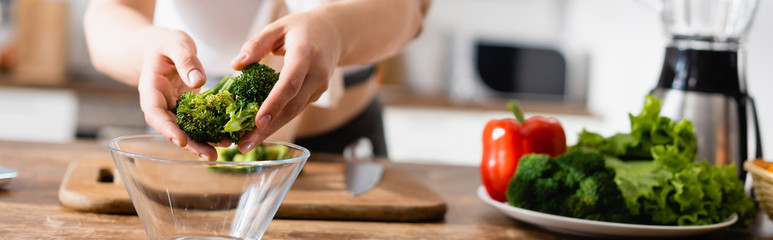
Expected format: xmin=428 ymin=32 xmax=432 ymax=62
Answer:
xmin=137 ymin=27 xmax=219 ymax=160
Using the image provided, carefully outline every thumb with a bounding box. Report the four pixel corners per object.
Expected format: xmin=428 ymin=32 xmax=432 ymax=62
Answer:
xmin=231 ymin=24 xmax=286 ymax=70
xmin=161 ymin=32 xmax=207 ymax=88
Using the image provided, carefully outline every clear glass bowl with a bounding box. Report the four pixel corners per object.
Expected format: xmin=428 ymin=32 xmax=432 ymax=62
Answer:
xmin=107 ymin=134 xmax=309 ymax=240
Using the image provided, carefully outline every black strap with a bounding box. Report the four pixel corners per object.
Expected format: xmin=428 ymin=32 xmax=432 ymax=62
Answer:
xmin=343 ymin=64 xmax=377 ymax=88
xmin=294 ymin=96 xmax=387 ymax=157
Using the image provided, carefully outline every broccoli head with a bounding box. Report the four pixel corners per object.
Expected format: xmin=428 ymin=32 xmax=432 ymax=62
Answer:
xmin=506 ymin=154 xmax=566 ymax=213
xmin=507 ymin=151 xmax=638 ymax=223
xmin=174 ymin=91 xmax=234 ymax=142
xmin=232 ymin=63 xmax=279 ymax=105
xmin=174 ymin=63 xmax=280 ymax=143
xmin=207 ymin=143 xmax=292 ymax=174
xmin=224 ymin=101 xmax=260 ymax=142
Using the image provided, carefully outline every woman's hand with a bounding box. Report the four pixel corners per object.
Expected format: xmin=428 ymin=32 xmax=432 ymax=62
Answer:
xmin=230 ymin=11 xmax=341 ymax=153
xmin=137 ymin=27 xmax=221 ymax=160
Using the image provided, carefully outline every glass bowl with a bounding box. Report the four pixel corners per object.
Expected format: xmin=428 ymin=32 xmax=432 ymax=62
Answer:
xmin=107 ymin=134 xmax=309 ymax=240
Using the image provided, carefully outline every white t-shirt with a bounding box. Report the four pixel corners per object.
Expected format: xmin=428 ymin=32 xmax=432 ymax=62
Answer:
xmin=154 ymin=0 xmax=344 ymax=107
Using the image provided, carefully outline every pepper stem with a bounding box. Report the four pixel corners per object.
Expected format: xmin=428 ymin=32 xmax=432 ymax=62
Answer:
xmin=507 ymin=100 xmax=525 ymax=124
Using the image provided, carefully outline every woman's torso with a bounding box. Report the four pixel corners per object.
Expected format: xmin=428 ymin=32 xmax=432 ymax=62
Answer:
xmin=153 ymin=0 xmax=380 ymax=140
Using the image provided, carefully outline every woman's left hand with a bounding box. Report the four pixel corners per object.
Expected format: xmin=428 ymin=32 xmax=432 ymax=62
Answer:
xmin=230 ymin=10 xmax=341 ymax=153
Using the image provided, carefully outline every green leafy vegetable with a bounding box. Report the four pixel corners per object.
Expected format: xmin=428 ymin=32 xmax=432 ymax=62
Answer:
xmin=175 ymin=63 xmax=279 ymax=143
xmin=174 ymin=90 xmax=234 ymax=143
xmin=206 ymin=144 xmax=292 ymax=173
xmin=507 ymin=152 xmax=637 ymax=223
xmin=573 ymin=95 xmax=755 ymax=227
xmin=213 ymin=144 xmax=291 ymax=162
xmin=506 ymin=95 xmax=755 ymax=227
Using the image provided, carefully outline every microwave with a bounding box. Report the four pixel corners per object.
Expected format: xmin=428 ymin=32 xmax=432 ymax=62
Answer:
xmin=447 ymin=34 xmax=589 ymax=105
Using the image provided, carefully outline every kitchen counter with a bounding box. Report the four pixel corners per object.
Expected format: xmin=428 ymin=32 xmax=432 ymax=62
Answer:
xmin=0 ymin=139 xmax=771 ymax=239
xmin=379 ymin=84 xmax=591 ymax=116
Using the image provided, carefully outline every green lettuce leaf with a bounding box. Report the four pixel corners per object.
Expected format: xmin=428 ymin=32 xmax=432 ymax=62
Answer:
xmin=573 ymin=95 xmax=755 ymax=227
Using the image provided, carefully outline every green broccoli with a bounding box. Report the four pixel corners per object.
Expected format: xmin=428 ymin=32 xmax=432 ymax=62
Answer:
xmin=216 ymin=143 xmax=241 ymax=162
xmin=506 ymin=154 xmax=564 ymax=213
xmin=207 ymin=144 xmax=291 ymax=174
xmin=224 ymin=101 xmax=260 ymax=142
xmin=212 ymin=144 xmax=291 ymax=162
xmin=507 ymin=151 xmax=638 ymax=223
xmin=231 ymin=63 xmax=279 ymax=105
xmin=174 ymin=63 xmax=279 ymax=143
xmin=174 ymin=90 xmax=234 ymax=143
xmin=263 ymin=144 xmax=292 ymax=160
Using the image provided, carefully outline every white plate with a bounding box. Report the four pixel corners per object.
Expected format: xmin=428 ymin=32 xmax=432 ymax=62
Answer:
xmin=477 ymin=186 xmax=737 ymax=238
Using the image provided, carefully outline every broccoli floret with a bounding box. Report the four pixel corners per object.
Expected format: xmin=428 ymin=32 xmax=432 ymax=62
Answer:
xmin=506 ymin=154 xmax=564 ymax=213
xmin=224 ymin=101 xmax=260 ymax=142
xmin=215 ymin=144 xmax=241 ymax=162
xmin=174 ymin=63 xmax=279 ymax=143
xmin=174 ymin=91 xmax=234 ymax=143
xmin=263 ymin=145 xmax=291 ymax=160
xmin=507 ymin=151 xmax=638 ymax=223
xmin=232 ymin=63 xmax=279 ymax=105
xmin=223 ymin=63 xmax=279 ymax=142
xmin=208 ymin=144 xmax=289 ymax=174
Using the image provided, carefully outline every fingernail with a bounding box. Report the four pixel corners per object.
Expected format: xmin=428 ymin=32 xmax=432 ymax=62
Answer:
xmin=241 ymin=141 xmax=256 ymax=154
xmin=171 ymin=137 xmax=181 ymax=147
xmin=257 ymin=114 xmax=272 ymax=130
xmin=187 ymin=69 xmax=204 ymax=86
xmin=200 ymin=153 xmax=210 ymax=161
xmin=231 ymin=53 xmax=247 ymax=66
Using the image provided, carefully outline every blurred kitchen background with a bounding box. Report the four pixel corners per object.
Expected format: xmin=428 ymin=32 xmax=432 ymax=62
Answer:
xmin=0 ymin=0 xmax=771 ymax=166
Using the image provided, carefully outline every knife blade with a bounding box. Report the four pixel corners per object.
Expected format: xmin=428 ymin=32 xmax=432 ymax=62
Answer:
xmin=343 ymin=138 xmax=383 ymax=196
xmin=0 ymin=166 xmax=17 ymax=187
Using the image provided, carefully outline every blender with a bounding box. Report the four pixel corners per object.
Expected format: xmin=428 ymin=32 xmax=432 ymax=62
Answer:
xmin=649 ymin=0 xmax=763 ymax=179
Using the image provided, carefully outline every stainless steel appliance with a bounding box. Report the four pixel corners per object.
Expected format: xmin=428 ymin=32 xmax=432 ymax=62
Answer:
xmin=649 ymin=0 xmax=764 ymax=178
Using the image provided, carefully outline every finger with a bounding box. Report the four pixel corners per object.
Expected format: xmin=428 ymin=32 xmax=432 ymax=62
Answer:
xmin=238 ymin=62 xmax=322 ymax=153
xmin=160 ymin=31 xmax=207 ymax=88
xmin=209 ymin=138 xmax=232 ymax=148
xmin=253 ymin=46 xmax=310 ymax=133
xmin=231 ymin=24 xmax=286 ymax=70
xmin=138 ymin=72 xmax=188 ymax=148
xmin=238 ymin=87 xmax=313 ymax=153
xmin=184 ymin=138 xmax=218 ymax=161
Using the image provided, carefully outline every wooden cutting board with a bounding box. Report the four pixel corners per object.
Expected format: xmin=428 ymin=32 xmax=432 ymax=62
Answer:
xmin=58 ymin=156 xmax=446 ymax=222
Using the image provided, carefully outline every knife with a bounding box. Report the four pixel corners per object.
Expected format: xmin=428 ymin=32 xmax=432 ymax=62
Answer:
xmin=343 ymin=138 xmax=383 ymax=196
xmin=0 ymin=166 xmax=17 ymax=187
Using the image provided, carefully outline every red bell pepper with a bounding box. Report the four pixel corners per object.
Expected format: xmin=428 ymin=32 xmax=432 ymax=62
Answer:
xmin=480 ymin=101 xmax=566 ymax=202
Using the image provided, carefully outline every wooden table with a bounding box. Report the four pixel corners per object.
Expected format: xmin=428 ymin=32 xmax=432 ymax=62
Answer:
xmin=1 ymin=140 xmax=772 ymax=239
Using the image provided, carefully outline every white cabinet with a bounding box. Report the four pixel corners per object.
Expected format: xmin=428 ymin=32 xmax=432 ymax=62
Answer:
xmin=383 ymin=106 xmax=605 ymax=166
xmin=0 ymin=87 xmax=77 ymax=142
